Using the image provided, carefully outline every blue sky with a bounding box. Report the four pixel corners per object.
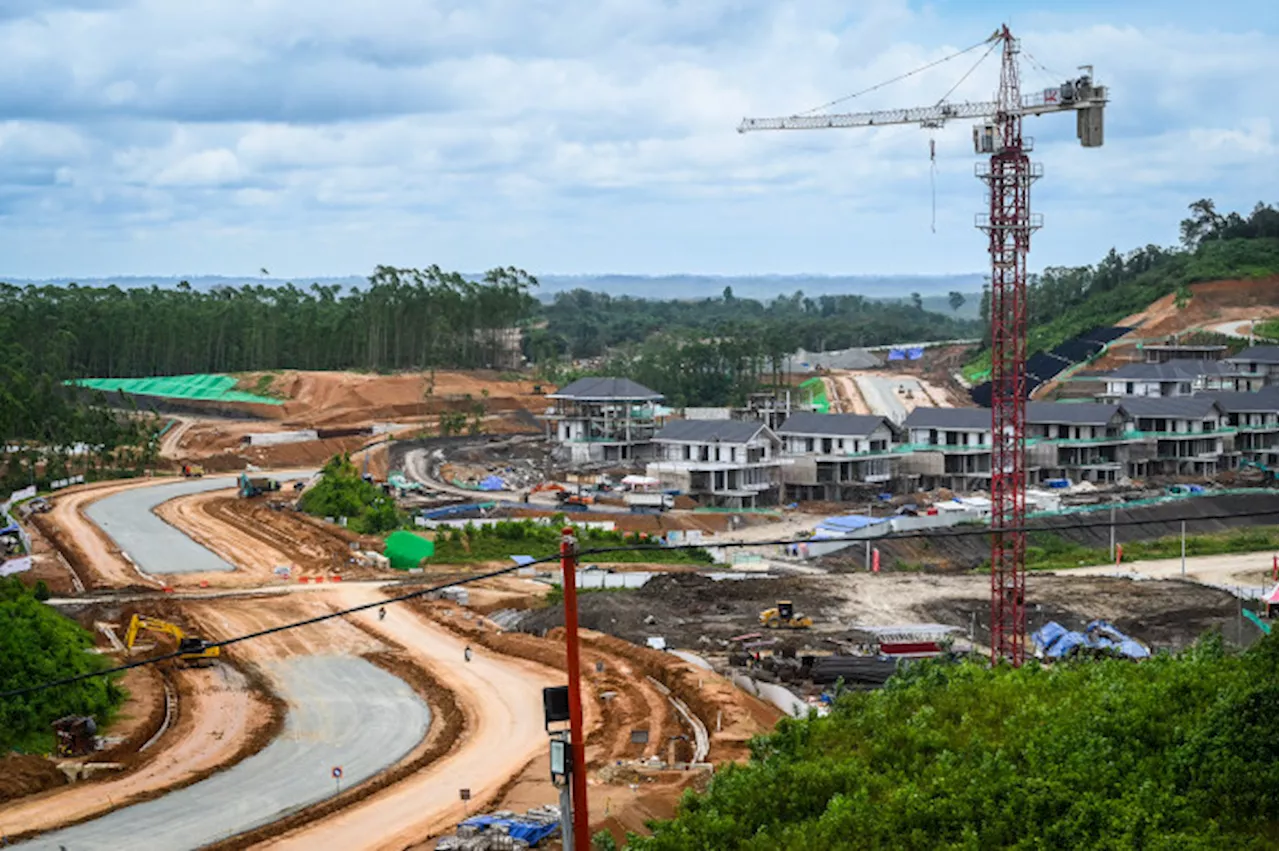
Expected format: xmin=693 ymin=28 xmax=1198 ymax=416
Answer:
xmin=0 ymin=0 xmax=1275 ymax=281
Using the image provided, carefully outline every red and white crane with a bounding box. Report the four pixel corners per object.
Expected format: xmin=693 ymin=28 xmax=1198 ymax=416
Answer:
xmin=739 ymin=25 xmax=1107 ymax=665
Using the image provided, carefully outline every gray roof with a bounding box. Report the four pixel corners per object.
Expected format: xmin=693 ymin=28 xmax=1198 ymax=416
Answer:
xmin=1026 ymin=402 xmax=1125 ymax=426
xmin=1194 ymin=386 xmax=1279 ymax=414
xmin=1103 ymin=362 xmax=1209 ymax=381
xmin=777 ymin=412 xmax=891 ymax=437
xmin=902 ymin=407 xmax=991 ymax=430
xmin=1228 ymin=345 xmax=1280 ymax=365
xmin=654 ymin=419 xmax=770 ymax=443
xmin=548 ymin=377 xmax=663 ymax=401
xmin=1120 ymin=396 xmax=1223 ymax=419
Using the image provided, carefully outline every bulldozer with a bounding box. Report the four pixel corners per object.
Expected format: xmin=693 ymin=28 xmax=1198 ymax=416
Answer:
xmin=759 ymin=600 xmax=813 ymax=630
xmin=124 ymin=614 xmax=221 ymax=667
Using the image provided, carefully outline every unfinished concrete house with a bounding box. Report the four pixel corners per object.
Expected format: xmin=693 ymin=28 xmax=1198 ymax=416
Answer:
xmin=1198 ymin=387 xmax=1279 ymax=472
xmin=647 ymin=419 xmax=787 ymax=507
xmin=1224 ymin=345 xmax=1279 ymax=391
xmin=1095 ymin=361 xmax=1236 ymax=401
xmin=1025 ymin=402 xmax=1137 ymax=484
xmin=543 ymin=377 xmax=665 ymax=464
xmin=1121 ymin=396 xmax=1228 ymax=478
xmin=899 ymin=407 xmax=991 ymax=492
xmin=777 ymin=413 xmax=900 ymax=500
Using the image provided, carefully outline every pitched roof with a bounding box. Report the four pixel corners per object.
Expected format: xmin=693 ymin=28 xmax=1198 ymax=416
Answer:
xmin=1120 ymin=396 xmax=1223 ymax=419
xmin=1105 ymin=360 xmax=1233 ymax=378
xmin=1228 ymin=345 xmax=1280 ymax=365
xmin=1026 ymin=402 xmax=1125 ymax=426
xmin=654 ymin=419 xmax=770 ymax=443
xmin=548 ymin=377 xmax=663 ymax=401
xmin=902 ymin=407 xmax=991 ymax=430
xmin=777 ymin=412 xmax=891 ymax=437
xmin=1194 ymin=386 xmax=1279 ymax=414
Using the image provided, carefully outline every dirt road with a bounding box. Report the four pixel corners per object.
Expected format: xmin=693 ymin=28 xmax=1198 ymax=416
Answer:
xmin=261 ymin=584 xmax=560 ymax=850
xmin=1054 ymin=551 xmax=1277 ymax=593
xmin=0 ymin=664 xmax=273 ymax=840
xmin=23 ymin=656 xmax=429 ymax=851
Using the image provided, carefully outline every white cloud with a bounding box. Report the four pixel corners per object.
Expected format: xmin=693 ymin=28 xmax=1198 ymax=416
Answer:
xmin=0 ymin=0 xmax=1274 ymax=278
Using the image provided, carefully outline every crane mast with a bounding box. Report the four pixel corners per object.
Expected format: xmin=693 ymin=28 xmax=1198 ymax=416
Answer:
xmin=739 ymin=25 xmax=1106 ymax=666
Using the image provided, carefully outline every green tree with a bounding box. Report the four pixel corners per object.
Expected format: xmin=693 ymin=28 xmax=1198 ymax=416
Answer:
xmin=948 ymin=291 xmax=966 ymax=312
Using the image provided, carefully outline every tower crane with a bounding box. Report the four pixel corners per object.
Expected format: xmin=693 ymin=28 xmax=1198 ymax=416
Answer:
xmin=739 ymin=25 xmax=1107 ymax=666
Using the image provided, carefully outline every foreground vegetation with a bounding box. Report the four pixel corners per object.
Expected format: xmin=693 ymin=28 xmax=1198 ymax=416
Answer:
xmin=1024 ymin=526 xmax=1279 ymax=572
xmin=965 ymin=200 xmax=1278 ymax=379
xmin=0 ymin=579 xmax=124 ymax=753
xmin=298 ymin=455 xmax=402 ymax=534
xmin=428 ymin=520 xmax=713 ymax=565
xmin=620 ymin=632 xmax=1278 ymax=850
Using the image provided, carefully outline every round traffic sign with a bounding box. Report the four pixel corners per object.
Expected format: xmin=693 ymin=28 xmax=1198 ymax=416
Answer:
xmin=332 ymin=766 xmax=343 ymax=779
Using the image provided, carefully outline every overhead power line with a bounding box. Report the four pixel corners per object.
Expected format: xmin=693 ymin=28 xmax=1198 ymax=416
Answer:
xmin=3 ymin=505 xmax=1273 ymax=699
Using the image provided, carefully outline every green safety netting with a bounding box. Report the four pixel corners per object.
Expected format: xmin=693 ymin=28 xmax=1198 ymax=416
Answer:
xmin=799 ymin=377 xmax=830 ymax=414
xmin=384 ymin=531 xmax=436 ymax=570
xmin=68 ymin=373 xmax=283 ymax=405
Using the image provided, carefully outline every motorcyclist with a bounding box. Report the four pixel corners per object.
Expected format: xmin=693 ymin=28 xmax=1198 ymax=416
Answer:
xmin=464 ymin=645 xmax=473 ymax=663
xmin=378 ymin=607 xmax=386 ymax=621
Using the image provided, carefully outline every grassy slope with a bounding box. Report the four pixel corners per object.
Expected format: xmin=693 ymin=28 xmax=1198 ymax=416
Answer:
xmin=964 ymin=238 xmax=1279 ymax=379
xmin=625 ymin=632 xmax=1278 ymax=850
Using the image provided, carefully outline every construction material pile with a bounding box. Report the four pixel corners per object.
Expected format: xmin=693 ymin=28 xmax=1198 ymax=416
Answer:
xmin=1032 ymin=619 xmax=1151 ymax=660
xmin=434 ymin=806 xmax=561 ymax=849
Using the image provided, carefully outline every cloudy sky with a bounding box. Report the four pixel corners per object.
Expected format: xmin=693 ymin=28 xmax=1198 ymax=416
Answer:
xmin=1 ymin=0 xmax=1275 ymax=281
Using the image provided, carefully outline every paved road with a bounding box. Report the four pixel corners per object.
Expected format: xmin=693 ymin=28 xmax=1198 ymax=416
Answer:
xmin=855 ymin=375 xmax=916 ymax=423
xmin=19 ymin=655 xmax=430 ymax=851
xmin=83 ymin=473 xmax=308 ymax=574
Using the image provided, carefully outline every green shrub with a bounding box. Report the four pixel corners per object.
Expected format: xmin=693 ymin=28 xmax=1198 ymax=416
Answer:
xmin=0 ymin=578 xmax=125 ymax=752
xmin=299 ymin=454 xmax=404 ymax=534
xmin=626 ymin=632 xmax=1279 ymax=849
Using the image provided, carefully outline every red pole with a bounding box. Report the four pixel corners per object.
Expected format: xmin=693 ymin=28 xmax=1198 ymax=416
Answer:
xmin=560 ymin=528 xmax=590 ymax=850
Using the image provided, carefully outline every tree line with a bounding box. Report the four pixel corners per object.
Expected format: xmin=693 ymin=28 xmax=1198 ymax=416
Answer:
xmin=968 ymin=200 xmax=1279 ymax=375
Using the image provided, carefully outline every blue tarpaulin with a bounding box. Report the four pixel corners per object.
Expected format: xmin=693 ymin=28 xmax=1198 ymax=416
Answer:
xmin=458 ymin=815 xmax=559 ymax=845
xmin=478 ymin=475 xmax=506 ymax=491
xmin=815 ymin=514 xmax=886 ymax=537
xmin=888 ymin=348 xmax=906 ymax=361
xmin=1033 ymin=619 xmax=1150 ymax=660
xmin=0 ymin=523 xmax=18 ymax=536
xmin=907 ymin=347 xmax=924 ymax=360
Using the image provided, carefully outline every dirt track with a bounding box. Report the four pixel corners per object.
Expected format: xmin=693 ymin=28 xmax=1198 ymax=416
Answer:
xmin=259 ymin=585 xmax=561 ymax=850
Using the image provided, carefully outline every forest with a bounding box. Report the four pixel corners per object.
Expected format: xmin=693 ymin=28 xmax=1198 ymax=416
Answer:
xmin=0 ymin=578 xmax=124 ymax=753
xmin=615 ymin=632 xmax=1278 ymax=850
xmin=966 ymin=200 xmax=1279 ymax=377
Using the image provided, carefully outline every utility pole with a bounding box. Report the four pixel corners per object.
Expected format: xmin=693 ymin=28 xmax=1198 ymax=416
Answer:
xmin=738 ymin=24 xmax=1106 ymax=666
xmin=1180 ymin=520 xmax=1186 ymax=576
xmin=1109 ymin=502 xmax=1117 ymax=563
xmin=559 ymin=528 xmax=590 ymax=851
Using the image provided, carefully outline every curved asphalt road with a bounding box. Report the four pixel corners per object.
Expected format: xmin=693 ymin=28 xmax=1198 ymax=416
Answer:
xmin=84 ymin=473 xmax=309 ymax=574
xmin=19 ymin=655 xmax=429 ymax=850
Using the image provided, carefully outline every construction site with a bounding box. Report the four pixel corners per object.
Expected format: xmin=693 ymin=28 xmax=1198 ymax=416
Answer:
xmin=2 ymin=21 xmax=1278 ymax=851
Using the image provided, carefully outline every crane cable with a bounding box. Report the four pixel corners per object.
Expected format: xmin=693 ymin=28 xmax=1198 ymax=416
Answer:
xmin=795 ymin=34 xmax=997 ymax=117
xmin=926 ymin=37 xmax=1000 ymax=235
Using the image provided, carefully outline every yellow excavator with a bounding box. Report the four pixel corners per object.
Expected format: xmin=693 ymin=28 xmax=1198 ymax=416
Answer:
xmin=124 ymin=614 xmax=221 ymax=667
xmin=759 ymin=600 xmax=813 ymax=630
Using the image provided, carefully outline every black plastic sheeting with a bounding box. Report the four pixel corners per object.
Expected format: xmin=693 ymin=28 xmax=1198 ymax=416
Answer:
xmin=969 ymin=326 xmax=1134 ymax=404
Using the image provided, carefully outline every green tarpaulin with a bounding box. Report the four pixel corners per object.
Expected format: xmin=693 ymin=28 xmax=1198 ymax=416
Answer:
xmin=68 ymin=373 xmax=283 ymax=405
xmin=384 ymin=531 xmax=435 ymax=570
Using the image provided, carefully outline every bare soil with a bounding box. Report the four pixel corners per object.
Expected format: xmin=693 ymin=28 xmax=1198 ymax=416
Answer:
xmin=1118 ymin=277 xmax=1279 ymax=337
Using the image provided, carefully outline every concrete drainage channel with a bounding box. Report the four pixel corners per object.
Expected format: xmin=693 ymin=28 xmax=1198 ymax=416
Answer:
xmin=18 ymin=656 xmax=430 ymax=851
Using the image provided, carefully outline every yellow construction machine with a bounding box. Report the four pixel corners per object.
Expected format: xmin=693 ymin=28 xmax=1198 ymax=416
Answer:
xmin=759 ymin=600 xmax=813 ymax=630
xmin=124 ymin=614 xmax=221 ymax=667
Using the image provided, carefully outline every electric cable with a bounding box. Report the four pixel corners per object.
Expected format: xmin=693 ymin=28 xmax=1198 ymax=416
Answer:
xmin=4 ymin=504 xmax=1274 ymax=699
